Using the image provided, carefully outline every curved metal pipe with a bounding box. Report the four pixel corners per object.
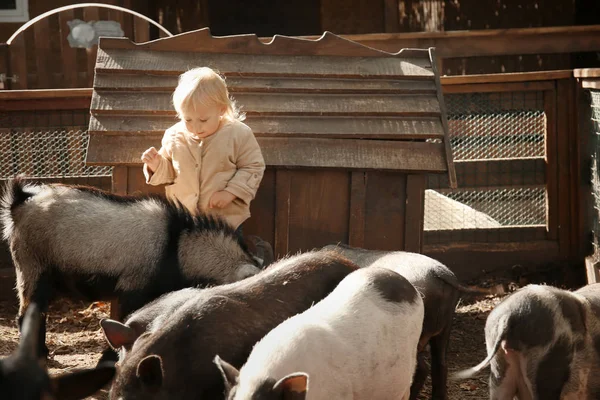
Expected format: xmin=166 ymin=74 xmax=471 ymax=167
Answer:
xmin=7 ymin=2 xmax=173 ymax=45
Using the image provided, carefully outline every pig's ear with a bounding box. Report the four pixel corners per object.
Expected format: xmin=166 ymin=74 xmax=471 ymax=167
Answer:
xmin=214 ymin=355 xmax=239 ymax=391
xmin=136 ymin=355 xmax=163 ymax=392
xmin=274 ymin=373 xmax=308 ymax=399
xmin=100 ymin=319 xmax=138 ymax=350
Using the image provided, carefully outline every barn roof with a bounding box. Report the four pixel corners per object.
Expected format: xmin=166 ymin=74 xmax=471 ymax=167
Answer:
xmin=87 ymin=28 xmax=456 ymax=186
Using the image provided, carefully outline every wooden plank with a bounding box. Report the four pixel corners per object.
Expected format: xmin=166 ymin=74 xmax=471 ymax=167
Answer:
xmin=95 ymin=48 xmax=434 ymax=77
xmin=443 ymin=81 xmax=555 ymax=94
xmin=425 ymin=225 xmax=548 ymax=244
xmin=586 ymin=256 xmax=600 ymax=284
xmin=90 ymin=114 xmax=445 ymax=139
xmin=59 ymin=9 xmax=79 ymax=89
xmin=0 ymin=97 xmax=91 ymax=111
xmin=0 ymin=44 xmax=9 ymax=89
xmin=363 ymin=171 xmax=407 ymax=250
xmin=244 ymin=168 xmax=276 ymax=249
xmin=329 ymin=25 xmax=600 ymax=58
xmin=574 ymin=68 xmax=600 ymax=79
xmin=133 ymin=18 xmax=150 ymax=43
xmin=287 ymin=170 xmax=350 ymax=254
xmin=84 ymin=7 xmax=100 ymax=88
xmin=9 ymin=33 xmax=28 ymax=89
xmin=348 ymin=171 xmax=367 ymax=247
xmin=428 ymin=159 xmax=547 ymax=188
xmin=86 ymin=134 xmax=449 ymax=171
xmin=442 ymin=70 xmax=573 ymax=86
xmin=94 ymin=73 xmax=439 ymax=93
xmin=274 ymin=169 xmax=291 ymax=258
xmin=99 ymin=28 xmax=432 ymax=58
xmin=423 ymin=240 xmax=559 ymax=281
xmin=0 ymin=88 xmax=92 ymax=100
xmin=111 ymin=166 xmax=128 ymax=195
xmin=556 ymin=79 xmax=572 ymax=259
xmin=33 ymin=16 xmax=51 ymax=88
xmin=126 ymin=166 xmax=165 ymax=196
xmin=430 ymin=48 xmax=457 ymax=189
xmin=544 ymin=88 xmax=558 ymax=241
xmin=404 ymin=174 xmax=426 ymax=252
xmin=257 ymin=138 xmax=447 ymax=171
xmin=90 ymin=92 xmax=441 ymax=116
xmin=384 ymin=0 xmax=400 ymax=32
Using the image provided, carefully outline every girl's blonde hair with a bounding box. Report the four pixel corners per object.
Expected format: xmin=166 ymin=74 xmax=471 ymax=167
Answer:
xmin=172 ymin=67 xmax=244 ymax=122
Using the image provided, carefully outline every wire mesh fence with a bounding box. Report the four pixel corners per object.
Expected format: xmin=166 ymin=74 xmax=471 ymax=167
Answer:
xmin=0 ymin=110 xmax=112 ymax=179
xmin=425 ymin=90 xmax=547 ymax=242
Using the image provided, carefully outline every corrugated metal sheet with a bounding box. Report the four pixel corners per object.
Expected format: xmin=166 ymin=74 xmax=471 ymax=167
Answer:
xmin=87 ymin=28 xmax=455 ymax=185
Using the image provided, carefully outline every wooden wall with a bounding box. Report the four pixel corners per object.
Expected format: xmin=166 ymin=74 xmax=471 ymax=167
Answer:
xmin=1 ymin=0 xmax=150 ymax=89
xmin=2 ymin=1 xmax=600 ymax=87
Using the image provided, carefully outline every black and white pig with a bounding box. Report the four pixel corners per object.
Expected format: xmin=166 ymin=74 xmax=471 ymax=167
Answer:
xmin=100 ymin=249 xmax=359 ymax=400
xmin=1 ymin=302 xmax=115 ymax=400
xmin=215 ymin=266 xmax=425 ymax=400
xmin=453 ymin=283 xmax=600 ymax=400
xmin=0 ymin=178 xmax=261 ymax=356
xmin=323 ymin=243 xmax=490 ymax=400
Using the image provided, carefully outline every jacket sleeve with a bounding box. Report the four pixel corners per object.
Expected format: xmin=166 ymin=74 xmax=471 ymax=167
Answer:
xmin=224 ymin=127 xmax=266 ymax=204
xmin=143 ymin=132 xmax=177 ymax=186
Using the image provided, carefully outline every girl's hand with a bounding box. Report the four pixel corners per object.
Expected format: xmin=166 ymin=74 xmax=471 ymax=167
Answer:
xmin=141 ymin=147 xmax=161 ymax=172
xmin=209 ymin=191 xmax=236 ymax=209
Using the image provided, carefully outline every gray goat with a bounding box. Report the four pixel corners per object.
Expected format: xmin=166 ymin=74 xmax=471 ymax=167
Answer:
xmin=0 ymin=178 xmax=261 ymax=357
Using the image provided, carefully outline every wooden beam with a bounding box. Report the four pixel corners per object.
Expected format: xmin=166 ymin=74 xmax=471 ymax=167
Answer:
xmin=0 ymin=88 xmax=92 ymax=100
xmin=315 ymin=25 xmax=600 ymax=59
xmin=442 ymin=70 xmax=573 ymax=85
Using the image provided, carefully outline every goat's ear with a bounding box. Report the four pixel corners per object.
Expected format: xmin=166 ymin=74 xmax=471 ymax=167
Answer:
xmin=52 ymin=362 xmax=116 ymax=400
xmin=100 ymin=319 xmax=138 ymax=349
xmin=214 ymin=355 xmax=239 ymax=391
xmin=18 ymin=303 xmax=40 ymax=359
xmin=274 ymin=373 xmax=308 ymax=400
xmin=136 ymin=355 xmax=163 ymax=391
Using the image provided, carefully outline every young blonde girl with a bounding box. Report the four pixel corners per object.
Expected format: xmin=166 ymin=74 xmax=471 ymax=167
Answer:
xmin=141 ymin=67 xmax=265 ymax=231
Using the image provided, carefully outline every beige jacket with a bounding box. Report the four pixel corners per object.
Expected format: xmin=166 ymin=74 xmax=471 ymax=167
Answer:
xmin=144 ymin=120 xmax=265 ymax=229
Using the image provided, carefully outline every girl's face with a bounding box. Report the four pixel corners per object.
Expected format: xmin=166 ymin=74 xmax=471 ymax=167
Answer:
xmin=181 ymin=102 xmax=226 ymax=139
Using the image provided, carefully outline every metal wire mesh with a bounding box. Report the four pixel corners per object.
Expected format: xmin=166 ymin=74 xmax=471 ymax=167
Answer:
xmin=0 ymin=110 xmax=111 ymax=179
xmin=425 ymin=90 xmax=547 ymax=241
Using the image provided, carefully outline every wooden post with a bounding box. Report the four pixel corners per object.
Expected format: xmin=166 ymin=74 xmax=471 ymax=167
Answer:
xmin=404 ymin=174 xmax=426 ymax=252
xmin=348 ymin=171 xmax=367 ymax=247
xmin=274 ymin=169 xmax=291 ymax=258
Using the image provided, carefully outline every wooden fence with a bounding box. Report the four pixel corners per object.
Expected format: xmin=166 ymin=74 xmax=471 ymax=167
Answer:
xmin=2 ymin=24 xmax=600 ymax=90
xmin=424 ymin=71 xmax=583 ymax=279
xmin=0 ymin=69 xmax=587 ymax=284
xmin=0 ymin=89 xmax=111 ymax=300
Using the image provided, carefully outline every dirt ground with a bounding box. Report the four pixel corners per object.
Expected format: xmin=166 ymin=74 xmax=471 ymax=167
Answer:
xmin=0 ymin=259 xmax=586 ymax=400
xmin=0 ymin=293 xmax=508 ymax=400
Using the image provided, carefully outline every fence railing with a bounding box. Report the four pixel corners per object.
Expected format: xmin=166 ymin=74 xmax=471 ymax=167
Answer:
xmin=0 ymin=89 xmax=111 ymax=179
xmin=0 ymin=72 xmax=586 ymax=280
xmin=423 ymin=71 xmax=582 ymax=278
